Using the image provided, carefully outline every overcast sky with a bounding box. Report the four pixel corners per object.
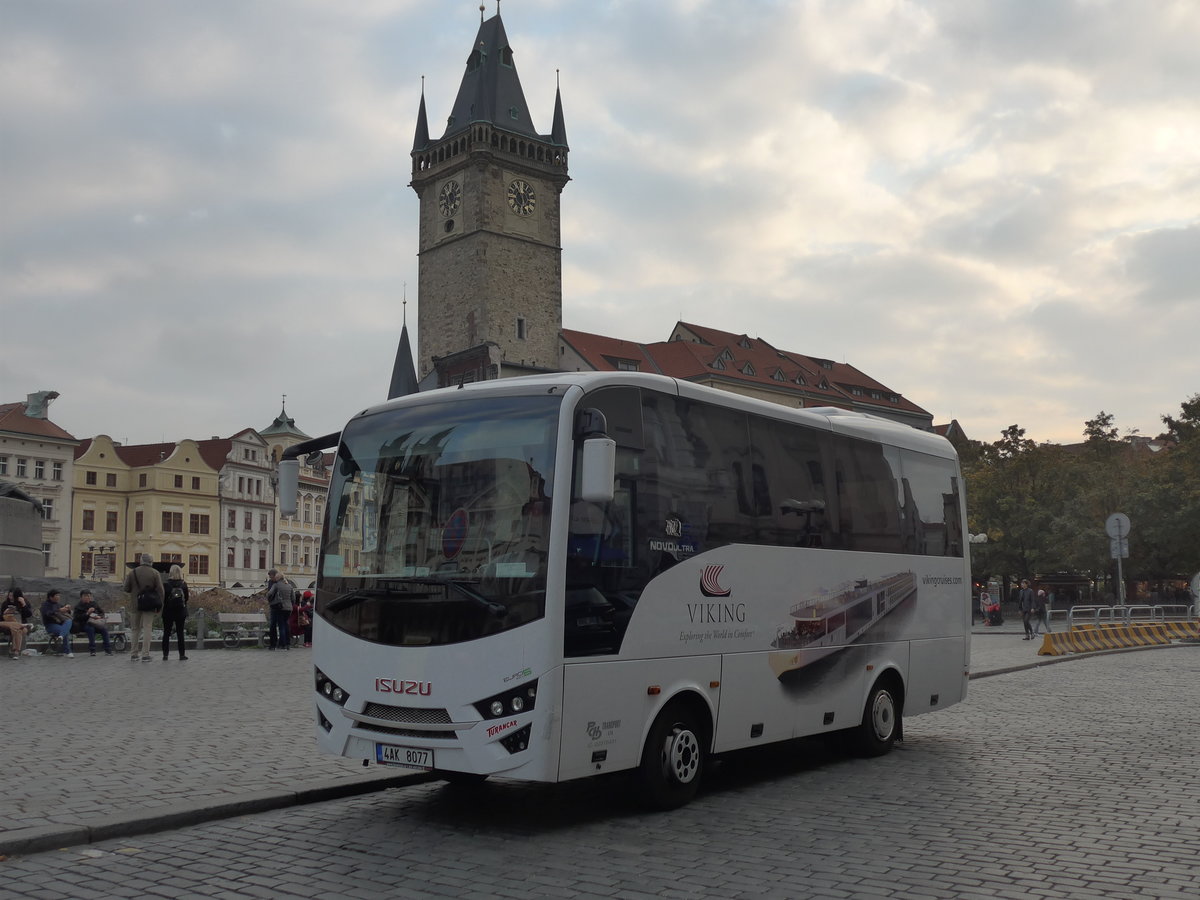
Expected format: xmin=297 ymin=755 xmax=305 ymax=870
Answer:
xmin=3 ymin=0 xmax=1198 ymax=449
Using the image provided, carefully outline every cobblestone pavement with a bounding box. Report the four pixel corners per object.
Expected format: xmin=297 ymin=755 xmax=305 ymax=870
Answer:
xmin=2 ymin=647 xmax=1197 ymax=898
xmin=2 ymin=632 xmax=1196 ymax=897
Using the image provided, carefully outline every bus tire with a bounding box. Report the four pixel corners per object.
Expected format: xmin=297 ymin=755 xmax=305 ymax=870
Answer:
xmin=638 ymin=700 xmax=706 ymax=810
xmin=850 ymin=677 xmax=901 ymax=757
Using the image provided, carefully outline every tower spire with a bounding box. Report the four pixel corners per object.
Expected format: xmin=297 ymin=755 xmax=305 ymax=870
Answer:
xmin=412 ymin=76 xmax=429 ymax=151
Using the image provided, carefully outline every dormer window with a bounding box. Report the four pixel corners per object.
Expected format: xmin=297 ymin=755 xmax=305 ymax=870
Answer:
xmin=711 ymin=358 xmax=726 ymax=371
xmin=739 ymin=337 xmax=752 ymax=350
xmin=509 ymin=106 xmax=519 ymax=120
xmin=501 ymin=47 xmax=514 ymax=67
xmin=741 ymin=362 xmax=755 ymax=376
xmin=467 ymin=49 xmax=482 ymax=72
xmin=794 ymin=375 xmax=806 ymax=386
xmin=772 ymin=369 xmax=785 ymax=382
xmin=851 ymin=387 xmax=863 ymax=396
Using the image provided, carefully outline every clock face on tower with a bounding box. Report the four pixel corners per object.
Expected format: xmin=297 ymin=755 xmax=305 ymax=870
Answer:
xmin=507 ymin=179 xmax=536 ymax=217
xmin=438 ymin=180 xmax=461 ymax=217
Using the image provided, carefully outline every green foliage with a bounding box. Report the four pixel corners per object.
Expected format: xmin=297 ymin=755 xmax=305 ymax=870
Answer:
xmin=964 ymin=399 xmax=1200 ymax=585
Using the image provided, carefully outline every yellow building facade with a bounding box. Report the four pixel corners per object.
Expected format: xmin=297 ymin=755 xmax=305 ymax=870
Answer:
xmin=72 ymin=436 xmax=224 ymax=587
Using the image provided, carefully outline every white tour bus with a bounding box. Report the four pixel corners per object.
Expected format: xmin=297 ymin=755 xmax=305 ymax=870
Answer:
xmin=299 ymin=372 xmax=970 ymax=807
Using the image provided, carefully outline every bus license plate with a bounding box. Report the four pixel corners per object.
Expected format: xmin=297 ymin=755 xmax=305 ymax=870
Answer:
xmin=376 ymin=743 xmax=433 ymax=770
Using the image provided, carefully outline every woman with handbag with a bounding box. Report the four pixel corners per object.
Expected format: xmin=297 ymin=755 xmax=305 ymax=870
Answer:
xmin=40 ymin=589 xmax=75 ymax=658
xmin=1 ymin=604 xmax=26 ymax=658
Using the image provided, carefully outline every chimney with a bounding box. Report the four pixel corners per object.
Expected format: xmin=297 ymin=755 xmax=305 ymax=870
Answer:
xmin=24 ymin=390 xmax=60 ymax=419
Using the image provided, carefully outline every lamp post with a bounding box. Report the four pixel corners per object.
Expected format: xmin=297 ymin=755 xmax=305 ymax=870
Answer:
xmin=86 ymin=540 xmax=117 ymax=581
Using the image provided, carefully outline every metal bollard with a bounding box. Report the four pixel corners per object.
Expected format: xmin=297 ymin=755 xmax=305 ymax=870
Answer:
xmin=196 ymin=607 xmax=206 ymax=651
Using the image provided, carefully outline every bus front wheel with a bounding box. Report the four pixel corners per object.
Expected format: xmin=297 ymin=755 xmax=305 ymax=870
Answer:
xmin=638 ymin=701 xmax=706 ymax=810
xmin=850 ymin=679 xmax=901 ymax=757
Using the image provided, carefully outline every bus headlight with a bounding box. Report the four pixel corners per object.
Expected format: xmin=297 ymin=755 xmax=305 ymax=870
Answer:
xmin=315 ymin=668 xmax=350 ymax=707
xmin=474 ymin=680 xmax=538 ymax=721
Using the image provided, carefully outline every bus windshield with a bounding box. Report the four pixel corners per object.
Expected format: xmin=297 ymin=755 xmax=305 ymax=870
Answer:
xmin=318 ymin=393 xmax=560 ymax=646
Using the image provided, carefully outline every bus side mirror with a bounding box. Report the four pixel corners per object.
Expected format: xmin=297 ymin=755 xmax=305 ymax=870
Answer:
xmin=278 ymin=459 xmax=299 ymax=516
xmin=579 ymin=437 xmax=616 ymax=503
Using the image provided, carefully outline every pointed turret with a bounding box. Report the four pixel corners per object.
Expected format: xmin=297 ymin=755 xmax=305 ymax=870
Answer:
xmin=550 ymin=83 xmax=568 ymax=148
xmin=443 ymin=13 xmax=537 ymax=138
xmin=412 ymin=83 xmax=430 ymax=152
xmin=388 ymin=322 xmax=419 ymax=400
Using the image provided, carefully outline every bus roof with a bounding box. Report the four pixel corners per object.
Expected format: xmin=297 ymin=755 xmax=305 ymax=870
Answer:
xmin=351 ymin=372 xmax=955 ymax=459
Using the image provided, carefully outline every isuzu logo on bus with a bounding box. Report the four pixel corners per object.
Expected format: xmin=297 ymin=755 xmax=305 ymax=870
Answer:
xmin=375 ymin=678 xmax=432 ymax=695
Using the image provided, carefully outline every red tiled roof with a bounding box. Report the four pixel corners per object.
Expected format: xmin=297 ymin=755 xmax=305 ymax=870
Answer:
xmin=0 ymin=401 xmax=77 ymax=441
xmin=75 ymin=438 xmax=230 ymax=472
xmin=563 ymin=322 xmax=930 ymax=419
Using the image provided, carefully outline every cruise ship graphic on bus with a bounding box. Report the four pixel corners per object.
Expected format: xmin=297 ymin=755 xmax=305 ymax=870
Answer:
xmin=769 ymin=571 xmax=918 ymax=678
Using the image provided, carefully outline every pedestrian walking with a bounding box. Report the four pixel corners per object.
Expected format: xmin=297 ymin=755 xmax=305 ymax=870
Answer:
xmin=1032 ymin=589 xmax=1050 ymax=635
xmin=40 ymin=589 xmax=75 ymax=657
xmin=161 ymin=564 xmax=190 ymax=660
xmin=266 ymin=569 xmax=294 ymax=651
xmin=1018 ymin=579 xmax=1035 ymax=640
xmin=72 ymin=590 xmax=113 ymax=656
xmin=123 ymin=553 xmax=164 ymax=661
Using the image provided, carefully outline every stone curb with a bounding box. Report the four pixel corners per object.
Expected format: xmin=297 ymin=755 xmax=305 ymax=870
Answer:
xmin=968 ymin=640 xmax=1196 ymax=680
xmin=0 ymin=771 xmax=430 ymax=859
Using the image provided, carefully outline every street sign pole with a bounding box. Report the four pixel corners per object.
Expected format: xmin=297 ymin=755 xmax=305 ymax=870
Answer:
xmin=1106 ymin=513 xmax=1131 ymax=605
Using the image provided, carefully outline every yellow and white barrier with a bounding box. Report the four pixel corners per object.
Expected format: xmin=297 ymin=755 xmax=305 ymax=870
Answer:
xmin=1037 ymin=622 xmax=1199 ymax=656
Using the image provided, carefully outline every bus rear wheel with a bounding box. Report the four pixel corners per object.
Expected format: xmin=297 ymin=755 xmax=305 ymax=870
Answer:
xmin=850 ymin=679 xmax=901 ymax=757
xmin=638 ymin=701 xmax=706 ymax=810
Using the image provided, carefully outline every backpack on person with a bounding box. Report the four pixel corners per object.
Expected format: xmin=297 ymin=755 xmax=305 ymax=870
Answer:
xmin=165 ymin=584 xmax=187 ymax=614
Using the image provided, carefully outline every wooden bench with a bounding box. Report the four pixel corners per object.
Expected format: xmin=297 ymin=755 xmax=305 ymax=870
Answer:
xmin=218 ymin=612 xmax=268 ymax=648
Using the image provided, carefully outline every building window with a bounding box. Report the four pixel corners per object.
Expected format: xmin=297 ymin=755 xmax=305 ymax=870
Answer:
xmin=0 ymin=457 xmax=7 ymax=475
xmin=52 ymin=461 xmax=63 ymax=481
xmin=279 ymin=549 xmax=287 ymax=566
xmin=227 ymin=547 xmax=235 ymax=567
xmin=162 ymin=511 xmax=183 ymax=532
xmin=189 ymin=514 xmax=210 ymax=535
xmin=17 ymin=458 xmax=28 ymax=477
xmin=161 ymin=553 xmax=182 ymax=565
xmin=135 ymin=510 xmax=144 ymax=532
xmin=256 ymin=479 xmax=262 ymax=496
xmin=174 ymin=475 xmax=183 ymax=488
xmin=259 ymin=513 xmax=268 ymax=533
xmin=227 ymin=509 xmax=236 ymax=529
xmin=238 ymin=476 xmax=245 ymax=493
xmin=106 ymin=472 xmax=117 ymax=487
xmin=82 ymin=509 xmax=95 ymax=531
xmin=43 ymin=543 xmax=52 ymax=568
xmin=303 ymin=501 xmax=312 ymax=524
xmin=243 ymin=548 xmax=251 ymax=568
xmin=192 ymin=476 xmax=201 ymax=490
xmin=188 ymin=554 xmax=209 ymax=576
xmin=41 ymin=499 xmax=55 ymax=520
xmin=244 ymin=511 xmax=253 ymax=530
xmin=34 ymin=460 xmax=45 ymax=479
xmin=139 ymin=473 xmax=148 ymax=487
xmin=291 ymin=545 xmax=299 ymax=566
xmin=303 ymin=548 xmax=311 ymax=567
xmin=516 ymin=317 xmax=526 ymax=340
xmin=259 ymin=549 xmax=267 ymax=569
xmin=106 ymin=510 xmax=118 ymax=532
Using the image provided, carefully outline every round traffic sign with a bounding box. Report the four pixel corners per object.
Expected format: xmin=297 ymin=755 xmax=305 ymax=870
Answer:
xmin=1105 ymin=512 xmax=1130 ymax=539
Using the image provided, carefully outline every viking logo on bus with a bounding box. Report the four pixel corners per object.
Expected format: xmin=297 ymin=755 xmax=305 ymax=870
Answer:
xmin=700 ymin=564 xmax=731 ymax=597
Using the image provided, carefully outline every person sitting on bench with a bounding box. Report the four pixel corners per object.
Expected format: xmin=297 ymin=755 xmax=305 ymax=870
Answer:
xmin=72 ymin=590 xmax=114 ymax=656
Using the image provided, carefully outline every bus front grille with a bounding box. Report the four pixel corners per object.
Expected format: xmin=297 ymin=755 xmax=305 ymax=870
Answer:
xmin=360 ymin=702 xmax=452 ymax=724
xmin=355 ymin=722 xmax=457 ymax=740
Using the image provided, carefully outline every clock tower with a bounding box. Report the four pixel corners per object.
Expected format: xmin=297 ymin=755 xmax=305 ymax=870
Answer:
xmin=411 ymin=10 xmax=569 ymax=382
